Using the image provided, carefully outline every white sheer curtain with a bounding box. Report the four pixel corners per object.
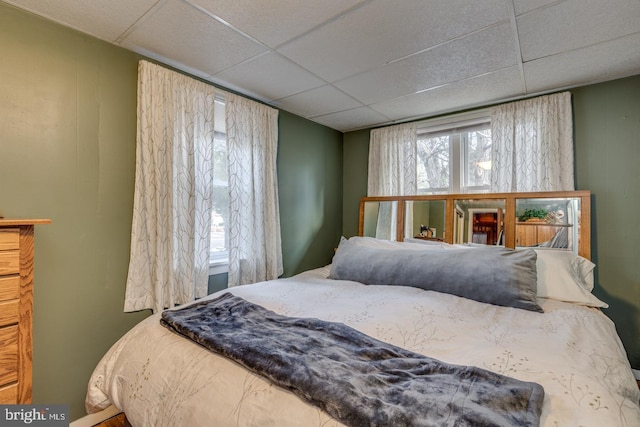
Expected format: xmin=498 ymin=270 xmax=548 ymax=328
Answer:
xmin=490 ymin=92 xmax=574 ymax=192
xmin=124 ymin=61 xmax=216 ymax=313
xmin=367 ymin=122 xmax=418 ymax=196
xmin=225 ymin=93 xmax=283 ymax=287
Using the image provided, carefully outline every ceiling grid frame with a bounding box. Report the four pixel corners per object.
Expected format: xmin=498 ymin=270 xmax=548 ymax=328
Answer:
xmin=3 ymin=0 xmax=638 ymax=132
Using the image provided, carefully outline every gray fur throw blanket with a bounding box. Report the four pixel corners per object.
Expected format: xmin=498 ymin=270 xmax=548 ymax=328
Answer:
xmin=160 ymin=293 xmax=544 ymax=427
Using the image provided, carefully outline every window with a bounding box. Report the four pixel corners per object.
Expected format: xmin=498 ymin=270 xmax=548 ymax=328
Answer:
xmin=210 ymin=98 xmax=228 ymax=272
xmin=416 ymin=110 xmax=491 ymax=194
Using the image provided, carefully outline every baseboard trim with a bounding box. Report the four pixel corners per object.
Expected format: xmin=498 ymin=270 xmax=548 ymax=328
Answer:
xmin=70 ymin=405 xmax=121 ymax=427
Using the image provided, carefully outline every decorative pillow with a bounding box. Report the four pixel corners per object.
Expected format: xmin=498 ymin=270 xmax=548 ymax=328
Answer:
xmin=533 ymin=249 xmax=607 ymax=307
xmin=330 ymin=238 xmax=542 ymax=312
xmin=339 ymin=238 xmax=606 ymax=308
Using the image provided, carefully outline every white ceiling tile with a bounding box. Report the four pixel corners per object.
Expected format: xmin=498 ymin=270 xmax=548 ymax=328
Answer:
xmin=4 ymin=0 xmax=640 ymax=131
xmin=371 ymin=67 xmax=525 ymax=121
xmin=336 ymin=23 xmax=517 ymax=105
xmin=188 ymin=0 xmax=367 ymax=47
xmin=2 ymin=0 xmax=158 ymax=41
xmin=278 ymin=0 xmax=510 ymax=82
xmin=524 ymin=32 xmax=640 ymax=93
xmin=312 ymin=107 xmax=390 ymax=132
xmin=512 ymin=0 xmax=558 ymax=16
xmin=518 ymin=0 xmax=640 ymax=61
xmin=213 ymin=52 xmax=325 ymax=102
xmin=273 ymin=85 xmax=363 ymax=118
xmin=120 ymin=0 xmax=266 ymax=76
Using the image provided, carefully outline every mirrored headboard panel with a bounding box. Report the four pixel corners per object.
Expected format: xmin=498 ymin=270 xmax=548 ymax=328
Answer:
xmin=453 ymin=198 xmax=506 ymax=246
xmin=404 ymin=200 xmax=447 ymax=241
xmin=360 ymin=200 xmax=399 ymax=241
xmin=359 ymin=191 xmax=591 ymax=259
xmin=515 ymin=196 xmax=584 ymax=255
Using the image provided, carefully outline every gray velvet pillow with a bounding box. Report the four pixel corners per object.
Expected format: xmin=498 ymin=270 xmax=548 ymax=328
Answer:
xmin=330 ymin=238 xmax=542 ymax=312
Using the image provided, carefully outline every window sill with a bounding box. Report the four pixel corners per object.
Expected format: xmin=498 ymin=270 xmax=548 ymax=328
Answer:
xmin=209 ymin=259 xmax=229 ymax=276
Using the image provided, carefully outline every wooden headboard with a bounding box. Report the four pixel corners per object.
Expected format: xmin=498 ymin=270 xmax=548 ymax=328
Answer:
xmin=359 ymin=191 xmax=591 ymax=259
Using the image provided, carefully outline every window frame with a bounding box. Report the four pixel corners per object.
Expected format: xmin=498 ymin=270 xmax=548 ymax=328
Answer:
xmin=209 ymin=97 xmax=229 ymax=275
xmin=416 ymin=109 xmax=492 ymax=194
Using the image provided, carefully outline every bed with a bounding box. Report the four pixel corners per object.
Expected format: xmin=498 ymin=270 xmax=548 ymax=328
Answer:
xmin=85 ymin=193 xmax=640 ymax=427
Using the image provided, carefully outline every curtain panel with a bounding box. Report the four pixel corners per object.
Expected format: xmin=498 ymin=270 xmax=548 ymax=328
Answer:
xmin=125 ymin=61 xmax=216 ymax=312
xmin=125 ymin=61 xmax=283 ymax=311
xmin=490 ymin=91 xmax=574 ymax=192
xmin=225 ymin=93 xmax=283 ymax=287
xmin=367 ymin=122 xmax=418 ymax=196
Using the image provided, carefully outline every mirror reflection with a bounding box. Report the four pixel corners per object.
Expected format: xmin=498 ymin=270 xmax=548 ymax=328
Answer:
xmin=453 ymin=199 xmax=506 ymax=246
xmin=515 ymin=197 xmax=580 ymax=252
xmin=404 ymin=200 xmax=446 ymax=242
xmin=362 ymin=201 xmax=398 ymax=241
xmin=359 ymin=192 xmax=589 ymax=257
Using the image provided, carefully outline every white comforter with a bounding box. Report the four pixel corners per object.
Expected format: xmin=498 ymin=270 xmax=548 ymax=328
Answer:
xmin=87 ymin=267 xmax=640 ymax=426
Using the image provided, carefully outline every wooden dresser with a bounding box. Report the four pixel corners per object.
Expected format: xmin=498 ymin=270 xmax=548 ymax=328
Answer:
xmin=0 ymin=219 xmax=50 ymax=404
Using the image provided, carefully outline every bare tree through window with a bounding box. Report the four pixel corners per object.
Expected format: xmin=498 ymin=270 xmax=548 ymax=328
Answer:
xmin=416 ymin=123 xmax=491 ymax=194
xmin=417 ymin=135 xmax=450 ymax=192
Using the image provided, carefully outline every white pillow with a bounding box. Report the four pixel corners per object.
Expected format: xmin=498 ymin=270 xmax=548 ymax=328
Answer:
xmin=570 ymin=255 xmax=595 ymax=291
xmin=346 ymin=236 xmax=450 ymax=251
xmin=533 ymin=249 xmax=607 ymax=308
xmin=403 ymin=237 xmax=447 ymax=247
xmin=404 ymin=238 xmax=481 ymax=251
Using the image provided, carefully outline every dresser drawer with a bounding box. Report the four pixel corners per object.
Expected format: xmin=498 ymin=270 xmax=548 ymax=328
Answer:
xmin=0 ymin=229 xmax=19 ymax=251
xmin=0 ymin=325 xmax=18 ymax=388
xmin=0 ymin=277 xmax=19 ymax=303
xmin=0 ymin=250 xmax=19 ymax=275
xmin=0 ymin=219 xmax=49 ymax=404
xmin=0 ymin=300 xmax=19 ymax=327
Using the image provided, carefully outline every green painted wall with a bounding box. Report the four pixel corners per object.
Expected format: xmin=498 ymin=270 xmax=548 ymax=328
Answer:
xmin=573 ymin=76 xmax=640 ymax=369
xmin=342 ymin=129 xmax=370 ymax=238
xmin=278 ymin=110 xmax=343 ymax=275
xmin=0 ymin=4 xmax=148 ymax=420
xmin=343 ymin=75 xmax=640 ymax=369
xmin=0 ymin=3 xmax=343 ymax=420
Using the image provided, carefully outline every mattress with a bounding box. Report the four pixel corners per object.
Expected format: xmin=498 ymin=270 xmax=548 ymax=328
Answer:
xmin=86 ymin=265 xmax=640 ymax=426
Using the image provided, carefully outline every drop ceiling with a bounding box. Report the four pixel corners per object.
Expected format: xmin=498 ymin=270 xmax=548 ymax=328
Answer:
xmin=4 ymin=0 xmax=640 ymax=132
